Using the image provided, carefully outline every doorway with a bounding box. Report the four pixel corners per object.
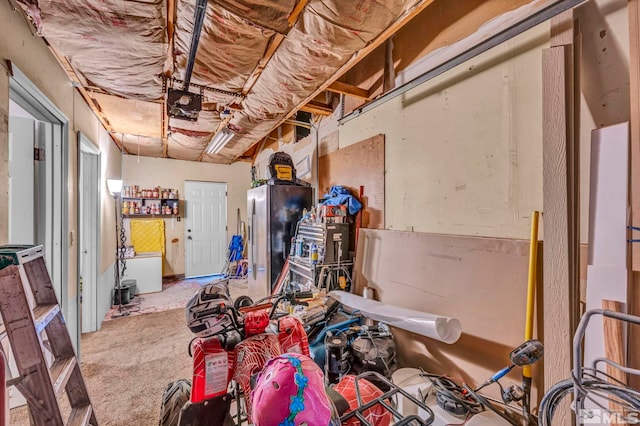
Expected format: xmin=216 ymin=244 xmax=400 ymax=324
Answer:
xmin=5 ymin=67 xmax=70 ymax=409
xmin=184 ymin=181 xmax=227 ymax=278
xmin=78 ymin=133 xmax=101 ymax=334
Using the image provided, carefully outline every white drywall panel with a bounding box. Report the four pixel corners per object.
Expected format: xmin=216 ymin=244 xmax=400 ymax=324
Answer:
xmin=353 ymin=229 xmax=539 ymax=399
xmin=587 ymin=123 xmax=629 ymax=267
xmin=339 ymin=24 xmax=549 ymax=240
xmin=576 ymin=0 xmax=630 ymax=246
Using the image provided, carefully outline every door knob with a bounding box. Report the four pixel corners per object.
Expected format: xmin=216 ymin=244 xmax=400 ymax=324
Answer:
xmin=187 ymin=229 xmax=191 ymax=232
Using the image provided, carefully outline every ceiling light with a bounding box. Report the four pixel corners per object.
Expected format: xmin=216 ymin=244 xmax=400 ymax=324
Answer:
xmin=205 ymin=128 xmax=235 ymax=155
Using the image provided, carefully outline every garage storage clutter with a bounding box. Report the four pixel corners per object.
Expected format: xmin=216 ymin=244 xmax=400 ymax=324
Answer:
xmin=122 ymin=185 xmax=180 ymax=216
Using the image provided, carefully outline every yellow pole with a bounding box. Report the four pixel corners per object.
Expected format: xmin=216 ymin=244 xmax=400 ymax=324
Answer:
xmin=523 ymin=210 xmax=539 ymax=379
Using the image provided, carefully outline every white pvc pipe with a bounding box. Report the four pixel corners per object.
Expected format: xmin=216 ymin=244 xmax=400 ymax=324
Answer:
xmin=328 ymin=291 xmax=462 ymax=344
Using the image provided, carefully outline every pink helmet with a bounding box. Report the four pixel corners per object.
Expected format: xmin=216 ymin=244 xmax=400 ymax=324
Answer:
xmin=251 ymin=353 xmax=339 ymax=426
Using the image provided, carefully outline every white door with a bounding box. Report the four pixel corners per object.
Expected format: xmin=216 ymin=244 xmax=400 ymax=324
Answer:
xmin=8 ymin=116 xmax=35 ymax=244
xmin=184 ymin=181 xmax=227 ymax=278
xmin=79 ymin=141 xmax=100 ymax=333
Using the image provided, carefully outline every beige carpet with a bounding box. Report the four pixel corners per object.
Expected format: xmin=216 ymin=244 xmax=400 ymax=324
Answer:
xmin=10 ymin=308 xmax=193 ymax=425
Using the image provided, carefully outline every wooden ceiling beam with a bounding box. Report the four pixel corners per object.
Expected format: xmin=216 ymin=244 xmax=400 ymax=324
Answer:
xmin=242 ymin=0 xmax=309 ymax=96
xmin=163 ymin=0 xmax=177 ymax=158
xmin=288 ymin=0 xmax=309 ymax=26
xmin=300 ymin=101 xmax=333 ymax=116
xmin=234 ymin=0 xmax=436 ymax=162
xmin=242 ymin=34 xmax=284 ymax=96
xmin=327 ymin=81 xmax=371 ymax=100
xmin=294 ymin=0 xmax=436 ymax=109
xmin=48 ymin=47 xmax=128 ymax=153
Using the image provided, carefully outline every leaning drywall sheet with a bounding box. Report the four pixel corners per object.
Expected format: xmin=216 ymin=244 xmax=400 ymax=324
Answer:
xmin=584 ymin=123 xmax=629 ymax=390
xmin=19 ymin=0 xmax=167 ymax=101
xmin=353 ymin=229 xmax=538 ymax=394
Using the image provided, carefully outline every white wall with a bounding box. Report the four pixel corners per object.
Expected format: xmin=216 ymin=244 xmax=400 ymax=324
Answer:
xmin=122 ymin=155 xmax=252 ymax=276
xmin=0 ymin=1 xmax=122 ymax=334
xmin=339 ymin=23 xmax=549 ymax=240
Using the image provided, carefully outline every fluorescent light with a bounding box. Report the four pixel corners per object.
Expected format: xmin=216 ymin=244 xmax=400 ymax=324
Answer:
xmin=205 ymin=128 xmax=235 ymax=155
xmin=106 ymin=179 xmax=123 ymax=196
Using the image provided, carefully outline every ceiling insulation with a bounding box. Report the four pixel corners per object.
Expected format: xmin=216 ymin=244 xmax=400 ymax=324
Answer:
xmin=91 ymin=94 xmax=163 ymax=138
xmin=167 ymin=132 xmax=211 ymax=160
xmin=226 ymin=0 xmax=423 ymax=155
xmin=16 ymin=0 xmax=427 ymax=163
xmin=209 ymin=0 xmax=296 ymax=34
xmin=117 ymin=134 xmax=164 ymax=158
xmin=21 ymin=0 xmax=167 ymax=101
xmin=173 ymin=1 xmax=280 ymax=100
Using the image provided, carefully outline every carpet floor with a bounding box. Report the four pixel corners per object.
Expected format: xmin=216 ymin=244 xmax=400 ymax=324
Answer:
xmin=10 ymin=308 xmax=192 ymax=425
xmin=9 ymin=277 xmax=249 ymax=425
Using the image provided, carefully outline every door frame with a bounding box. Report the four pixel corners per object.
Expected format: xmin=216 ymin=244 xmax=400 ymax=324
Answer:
xmin=184 ymin=180 xmax=228 ymax=278
xmin=9 ymin=66 xmax=70 ymax=343
xmin=77 ymin=132 xmax=101 ymax=335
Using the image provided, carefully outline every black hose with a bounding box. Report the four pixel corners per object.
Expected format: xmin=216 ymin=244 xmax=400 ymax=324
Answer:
xmin=462 ymin=384 xmax=521 ymax=426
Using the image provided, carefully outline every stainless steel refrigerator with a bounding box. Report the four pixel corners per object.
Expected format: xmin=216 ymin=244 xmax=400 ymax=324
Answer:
xmin=247 ymin=184 xmax=313 ymax=300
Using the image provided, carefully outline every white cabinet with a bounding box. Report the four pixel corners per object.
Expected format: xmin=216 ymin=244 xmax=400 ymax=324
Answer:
xmin=121 ymin=252 xmax=162 ymax=294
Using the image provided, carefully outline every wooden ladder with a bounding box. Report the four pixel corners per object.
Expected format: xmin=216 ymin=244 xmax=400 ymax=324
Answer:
xmin=0 ymin=245 xmax=97 ymax=425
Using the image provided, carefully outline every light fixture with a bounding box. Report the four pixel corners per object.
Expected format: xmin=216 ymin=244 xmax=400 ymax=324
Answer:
xmin=106 ymin=178 xmax=129 ymax=318
xmin=107 ymin=179 xmax=123 ymax=197
xmin=205 ymin=128 xmax=235 ymax=155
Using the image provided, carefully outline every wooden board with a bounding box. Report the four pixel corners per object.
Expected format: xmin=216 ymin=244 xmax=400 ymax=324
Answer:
xmin=542 ymin=42 xmax=576 ymax=412
xmin=631 ymin=0 xmax=640 ymax=272
xmin=0 ymin=64 xmax=8 ymax=244
xmin=318 ymin=134 xmax=384 ymax=229
xmin=629 ymin=0 xmax=640 ymax=389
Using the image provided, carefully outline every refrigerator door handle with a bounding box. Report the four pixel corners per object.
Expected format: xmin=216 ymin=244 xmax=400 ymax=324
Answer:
xmin=251 ymin=199 xmax=257 ymax=280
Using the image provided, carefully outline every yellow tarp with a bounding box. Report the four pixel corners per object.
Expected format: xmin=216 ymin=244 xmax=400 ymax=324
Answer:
xmin=130 ymin=219 xmax=165 ymax=255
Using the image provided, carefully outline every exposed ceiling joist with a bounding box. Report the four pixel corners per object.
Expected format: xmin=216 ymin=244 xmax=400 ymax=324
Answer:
xmin=241 ymin=0 xmax=309 ymax=96
xmin=300 ymin=101 xmax=333 ymax=116
xmin=241 ymin=33 xmax=284 ymax=96
xmin=327 ymin=81 xmax=371 ymax=100
xmin=48 ymin=48 xmax=127 ymax=153
xmin=288 ymin=0 xmax=309 ymax=26
xmin=245 ymin=0 xmax=437 ymax=161
xmin=163 ymin=0 xmax=176 ymax=158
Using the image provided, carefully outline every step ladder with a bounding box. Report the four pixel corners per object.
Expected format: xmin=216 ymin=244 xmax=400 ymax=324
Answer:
xmin=0 ymin=245 xmax=97 ymax=425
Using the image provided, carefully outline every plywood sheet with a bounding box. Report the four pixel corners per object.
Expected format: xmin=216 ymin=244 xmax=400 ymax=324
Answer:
xmin=353 ymin=229 xmax=541 ymax=398
xmin=319 ymin=134 xmax=384 ymax=229
xmin=92 ymin=94 xmax=162 ymax=138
